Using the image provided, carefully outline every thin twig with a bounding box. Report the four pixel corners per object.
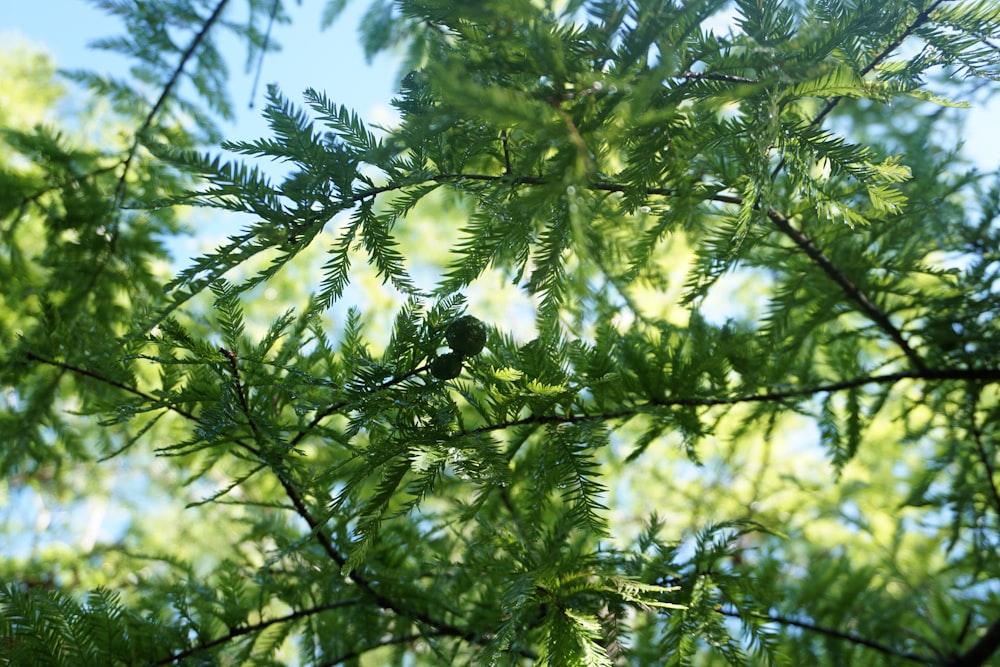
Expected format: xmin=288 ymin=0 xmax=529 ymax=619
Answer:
xmin=23 ymin=336 xmax=996 ymax=665
xmin=23 ymin=350 xmax=199 ymax=423
xmin=248 ymin=0 xmax=281 ymax=109
xmin=289 ymin=365 xmax=427 ymax=449
xmin=770 ymin=0 xmax=949 ymax=182
xmin=269 ymin=471 xmax=488 ymax=648
xmin=49 ymin=0 xmax=233 ymax=351
xmin=220 ymin=347 xmax=265 ymax=446
xmin=9 ymin=162 xmax=123 ymax=218
xmin=810 ymin=0 xmax=949 ymax=129
xmin=111 ymin=0 xmax=232 ymax=228
xmin=679 ymin=71 xmax=759 ymax=84
xmin=327 ymin=171 xmax=927 ymax=372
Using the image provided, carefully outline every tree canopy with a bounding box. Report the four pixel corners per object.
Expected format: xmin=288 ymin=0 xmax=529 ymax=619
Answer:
xmin=2 ymin=0 xmax=1000 ymax=665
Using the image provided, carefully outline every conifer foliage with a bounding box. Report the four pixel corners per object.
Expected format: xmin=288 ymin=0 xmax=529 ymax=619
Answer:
xmin=2 ymin=0 xmax=1000 ymax=664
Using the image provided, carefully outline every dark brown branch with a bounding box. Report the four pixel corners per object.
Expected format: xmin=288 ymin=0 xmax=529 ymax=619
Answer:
xmin=220 ymin=347 xmax=265 ymax=447
xmin=765 ymin=207 xmax=927 ymax=372
xmin=23 ymin=350 xmax=200 ymax=424
xmin=26 ymin=348 xmax=997 ymax=665
xmin=457 ymin=367 xmax=1000 ymax=439
xmin=247 ymin=0 xmax=281 ymax=108
xmin=769 ymin=0 xmax=949 ymax=184
xmin=23 ymin=353 xmax=503 ymax=656
xmin=23 ymin=348 xmax=266 ymax=460
xmin=369 ymin=173 xmax=927 ymax=372
xmin=269 ymin=472 xmax=491 ymax=651
xmin=51 ymin=0 xmax=234 ymax=349
xmin=750 ymin=0 xmax=951 ymax=352
xmin=757 ymin=4 xmax=934 ymax=372
xmin=30 ymin=349 xmax=1000 ymax=460
xmin=9 ymin=162 xmax=124 ymax=218
xmin=966 ymin=388 xmax=1000 ymax=523
xmin=501 ymin=130 xmax=513 ymax=175
xmin=951 ymin=615 xmax=1000 ymax=666
xmin=717 ymin=607 xmax=938 ymax=664
xmin=752 ymin=2 xmax=945 ymax=373
xmin=151 ymin=599 xmax=361 ymax=665
xmin=288 ymin=365 xmax=427 ymax=449
xmin=78 ymin=352 xmax=479 ymax=651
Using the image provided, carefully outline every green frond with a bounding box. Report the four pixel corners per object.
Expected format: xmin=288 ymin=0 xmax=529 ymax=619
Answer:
xmin=786 ymin=64 xmax=867 ymax=101
xmin=210 ymin=280 xmax=246 ymax=349
xmin=342 ymin=456 xmax=412 ymax=574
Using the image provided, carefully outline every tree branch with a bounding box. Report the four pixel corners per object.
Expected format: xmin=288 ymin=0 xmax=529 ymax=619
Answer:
xmin=24 ymin=346 xmax=997 ymax=665
xmin=41 ymin=0 xmax=234 ymax=363
xmin=764 ymin=207 xmax=928 ymax=372
xmin=220 ymin=346 xmax=272 ymax=455
xmin=274 ymin=475 xmax=467 ymax=629
xmin=458 ymin=367 xmax=1000 ymax=439
xmin=289 ymin=365 xmax=427 ymax=449
xmin=18 ymin=351 xmax=489 ymax=652
xmin=28 ymin=349 xmax=1000 ymax=460
xmin=768 ymin=0 xmax=949 ymax=188
xmin=23 ymin=350 xmax=199 ymax=423
xmin=9 ymin=161 xmax=124 ymax=218
xmin=269 ymin=472 xmax=540 ymax=659
xmin=112 ymin=0 xmax=231 ymax=222
xmin=105 ymin=369 xmax=503 ymax=655
xmin=950 ymin=614 xmax=1000 ymax=666
xmin=753 ymin=0 xmax=949 ymax=362
xmin=151 ymin=598 xmax=361 ymax=665
xmin=966 ymin=388 xmax=1000 ymax=524
xmin=809 ymin=0 xmax=949 ymax=129
xmin=679 ymin=71 xmax=760 ymax=84
xmin=717 ymin=607 xmax=939 ymax=664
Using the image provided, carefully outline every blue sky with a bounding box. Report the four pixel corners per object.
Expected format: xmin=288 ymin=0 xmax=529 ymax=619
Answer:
xmin=1 ymin=1 xmax=400 ymax=142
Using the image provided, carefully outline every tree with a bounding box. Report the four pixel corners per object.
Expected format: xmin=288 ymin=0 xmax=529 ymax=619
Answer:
xmin=2 ymin=0 xmax=999 ymax=664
